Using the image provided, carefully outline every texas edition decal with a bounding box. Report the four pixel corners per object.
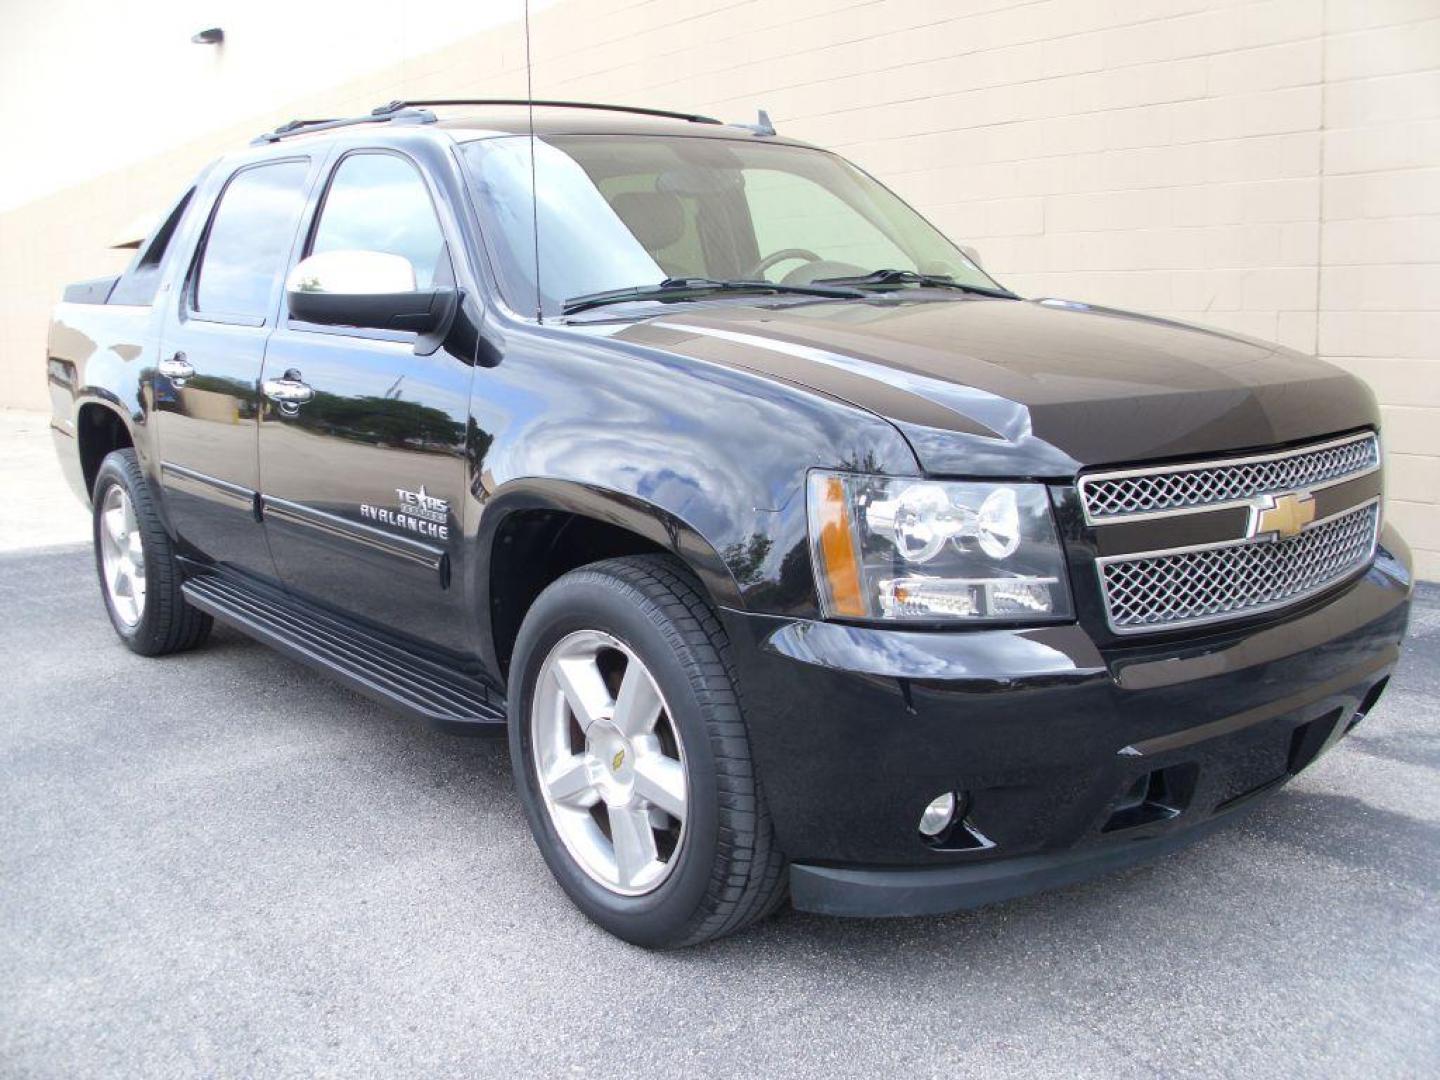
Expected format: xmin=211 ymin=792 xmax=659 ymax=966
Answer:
xmin=361 ymin=486 xmax=451 ymax=541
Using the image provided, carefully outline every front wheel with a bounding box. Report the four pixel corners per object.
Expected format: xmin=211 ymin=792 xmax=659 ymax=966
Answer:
xmin=508 ymin=555 xmax=786 ymax=948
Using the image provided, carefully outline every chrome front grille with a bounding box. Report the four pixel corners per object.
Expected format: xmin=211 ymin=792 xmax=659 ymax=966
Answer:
xmin=1098 ymin=502 xmax=1379 ymax=633
xmin=1078 ymin=432 xmax=1379 ymax=523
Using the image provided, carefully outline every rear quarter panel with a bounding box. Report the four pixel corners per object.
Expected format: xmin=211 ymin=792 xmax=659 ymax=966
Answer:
xmin=47 ymin=300 xmax=162 ymax=502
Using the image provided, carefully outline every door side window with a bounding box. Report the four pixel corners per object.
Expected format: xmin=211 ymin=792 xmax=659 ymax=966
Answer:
xmin=309 ymin=154 xmax=450 ymax=290
xmin=193 ymin=160 xmax=311 ymax=321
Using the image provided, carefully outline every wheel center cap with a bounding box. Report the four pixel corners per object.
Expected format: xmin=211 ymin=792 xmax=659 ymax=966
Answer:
xmin=588 ymin=721 xmax=635 ymax=801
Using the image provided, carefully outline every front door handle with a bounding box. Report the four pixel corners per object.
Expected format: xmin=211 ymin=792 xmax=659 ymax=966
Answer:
xmin=158 ymin=352 xmax=194 ymax=385
xmin=262 ymin=370 xmax=314 ymax=415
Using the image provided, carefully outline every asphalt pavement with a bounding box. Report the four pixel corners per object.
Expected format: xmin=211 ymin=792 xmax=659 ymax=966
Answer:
xmin=2 ymin=540 xmax=1437 ymax=1079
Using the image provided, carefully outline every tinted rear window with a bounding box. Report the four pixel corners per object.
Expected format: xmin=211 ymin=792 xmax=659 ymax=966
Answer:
xmin=193 ymin=160 xmax=310 ymax=321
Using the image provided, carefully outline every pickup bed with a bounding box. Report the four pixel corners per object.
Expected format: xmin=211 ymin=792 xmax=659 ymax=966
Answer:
xmin=48 ymin=100 xmax=1413 ymax=947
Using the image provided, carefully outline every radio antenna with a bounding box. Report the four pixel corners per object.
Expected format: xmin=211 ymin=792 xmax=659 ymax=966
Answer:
xmin=524 ymin=0 xmax=542 ymax=321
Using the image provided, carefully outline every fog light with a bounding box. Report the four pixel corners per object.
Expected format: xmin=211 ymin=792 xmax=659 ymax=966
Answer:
xmin=918 ymin=792 xmax=958 ymax=837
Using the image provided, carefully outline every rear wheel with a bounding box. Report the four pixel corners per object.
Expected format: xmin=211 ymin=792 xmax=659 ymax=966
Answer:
xmin=508 ymin=555 xmax=786 ymax=948
xmin=92 ymin=449 xmax=211 ymax=656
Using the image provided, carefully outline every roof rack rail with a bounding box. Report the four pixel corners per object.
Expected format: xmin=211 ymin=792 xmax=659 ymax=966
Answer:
xmin=371 ymin=99 xmax=724 ymax=126
xmin=250 ymin=106 xmax=437 ymax=146
xmin=251 ymin=99 xmax=725 ymax=147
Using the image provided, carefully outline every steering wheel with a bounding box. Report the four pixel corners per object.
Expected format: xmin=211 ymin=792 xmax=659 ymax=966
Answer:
xmin=747 ymin=247 xmax=823 ymax=280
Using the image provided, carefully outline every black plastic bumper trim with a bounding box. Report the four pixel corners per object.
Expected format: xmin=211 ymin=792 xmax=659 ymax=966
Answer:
xmin=789 ymin=798 xmax=1261 ymax=919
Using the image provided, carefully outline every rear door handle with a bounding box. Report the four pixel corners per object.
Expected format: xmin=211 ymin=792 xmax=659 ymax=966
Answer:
xmin=158 ymin=352 xmax=194 ymax=385
xmin=262 ymin=370 xmax=314 ymax=414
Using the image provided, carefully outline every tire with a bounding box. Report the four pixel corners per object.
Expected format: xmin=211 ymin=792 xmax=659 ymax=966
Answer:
xmin=92 ymin=448 xmax=212 ymax=656
xmin=507 ymin=554 xmax=787 ymax=948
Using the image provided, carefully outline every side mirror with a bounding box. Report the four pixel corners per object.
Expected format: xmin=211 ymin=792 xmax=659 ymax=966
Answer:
xmin=286 ymin=250 xmax=458 ymax=354
xmin=959 ymin=245 xmax=984 ymax=269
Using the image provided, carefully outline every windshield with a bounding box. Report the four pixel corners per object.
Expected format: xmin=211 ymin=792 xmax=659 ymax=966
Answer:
xmin=459 ymin=134 xmax=1003 ymax=317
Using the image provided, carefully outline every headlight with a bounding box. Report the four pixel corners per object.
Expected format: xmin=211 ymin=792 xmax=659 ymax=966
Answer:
xmin=806 ymin=471 xmax=1072 ymax=623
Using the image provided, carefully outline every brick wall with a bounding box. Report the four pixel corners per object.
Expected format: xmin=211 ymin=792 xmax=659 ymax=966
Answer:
xmin=2 ymin=0 xmax=1436 ymax=575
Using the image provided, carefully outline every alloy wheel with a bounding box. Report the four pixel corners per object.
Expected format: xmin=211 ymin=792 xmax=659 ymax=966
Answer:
xmin=530 ymin=629 xmax=689 ymax=895
xmin=99 ymin=485 xmax=146 ymax=627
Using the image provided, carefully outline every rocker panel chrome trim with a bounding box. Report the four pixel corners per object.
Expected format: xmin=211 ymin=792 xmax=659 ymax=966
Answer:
xmin=160 ymin=460 xmax=255 ymax=504
xmin=260 ymin=494 xmax=448 ymax=579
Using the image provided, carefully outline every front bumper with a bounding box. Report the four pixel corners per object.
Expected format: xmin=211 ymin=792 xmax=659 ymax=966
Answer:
xmin=719 ymin=526 xmax=1413 ymax=918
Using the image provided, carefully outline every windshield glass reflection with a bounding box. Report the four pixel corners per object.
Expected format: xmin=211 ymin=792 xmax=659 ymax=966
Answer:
xmin=460 ymin=134 xmax=1001 ymax=317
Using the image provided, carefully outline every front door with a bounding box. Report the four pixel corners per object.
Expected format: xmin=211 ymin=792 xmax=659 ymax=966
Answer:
xmin=257 ymin=150 xmax=475 ymax=652
xmin=154 ymin=155 xmax=317 ymax=580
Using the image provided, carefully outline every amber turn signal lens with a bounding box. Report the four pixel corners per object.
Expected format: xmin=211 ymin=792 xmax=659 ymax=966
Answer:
xmin=814 ymin=474 xmax=866 ymax=616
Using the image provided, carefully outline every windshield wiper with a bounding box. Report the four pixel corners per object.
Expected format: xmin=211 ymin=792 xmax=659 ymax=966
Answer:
xmin=562 ymin=277 xmax=865 ymax=316
xmin=814 ymin=268 xmax=1016 ymax=298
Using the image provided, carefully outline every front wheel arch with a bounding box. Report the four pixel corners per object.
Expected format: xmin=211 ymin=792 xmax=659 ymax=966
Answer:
xmin=473 ymin=480 xmax=746 ymax=679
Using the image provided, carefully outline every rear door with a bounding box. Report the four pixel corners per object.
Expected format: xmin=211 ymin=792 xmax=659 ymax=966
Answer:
xmin=257 ymin=148 xmax=476 ymax=652
xmin=154 ymin=155 xmax=319 ymax=579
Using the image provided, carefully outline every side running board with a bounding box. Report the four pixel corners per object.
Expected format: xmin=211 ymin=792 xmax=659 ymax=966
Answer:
xmin=182 ymin=572 xmax=506 ymax=734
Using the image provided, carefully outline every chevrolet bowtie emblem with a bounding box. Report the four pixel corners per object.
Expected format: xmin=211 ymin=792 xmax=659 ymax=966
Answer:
xmin=1252 ymin=491 xmax=1317 ymax=540
xmin=611 ymin=749 xmax=625 ymax=772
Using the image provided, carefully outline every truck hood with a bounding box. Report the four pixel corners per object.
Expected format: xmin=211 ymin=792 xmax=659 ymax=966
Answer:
xmin=606 ymin=296 xmax=1378 ymax=477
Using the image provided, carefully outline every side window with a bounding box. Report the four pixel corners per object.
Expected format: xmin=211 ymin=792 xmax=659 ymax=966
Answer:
xmin=310 ymin=154 xmax=450 ymax=289
xmin=193 ymin=160 xmax=310 ymax=320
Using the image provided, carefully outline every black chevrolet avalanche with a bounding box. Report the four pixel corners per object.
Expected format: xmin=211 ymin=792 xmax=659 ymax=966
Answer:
xmin=46 ymin=101 xmax=1412 ymax=947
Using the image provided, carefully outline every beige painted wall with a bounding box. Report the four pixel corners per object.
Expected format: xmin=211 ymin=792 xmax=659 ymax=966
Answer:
xmin=2 ymin=0 xmax=1437 ymax=576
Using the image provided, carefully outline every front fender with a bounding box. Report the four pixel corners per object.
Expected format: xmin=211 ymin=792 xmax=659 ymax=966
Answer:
xmin=474 ymin=477 xmax=745 ymax=611
xmin=467 ymin=318 xmax=920 ymax=597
